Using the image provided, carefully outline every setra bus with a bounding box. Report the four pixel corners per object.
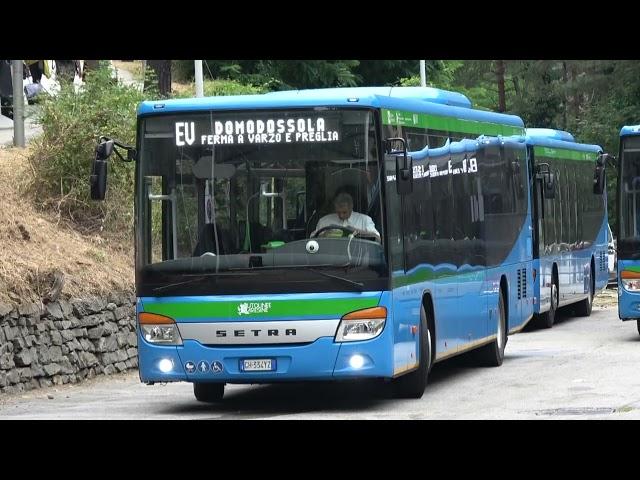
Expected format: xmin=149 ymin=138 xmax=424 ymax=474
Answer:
xmin=89 ymin=86 xmax=608 ymax=401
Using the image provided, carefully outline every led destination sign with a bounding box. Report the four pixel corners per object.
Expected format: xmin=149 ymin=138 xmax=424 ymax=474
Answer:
xmin=175 ymin=116 xmax=340 ymax=146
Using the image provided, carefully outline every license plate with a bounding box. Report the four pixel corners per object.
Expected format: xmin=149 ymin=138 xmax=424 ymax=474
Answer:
xmin=240 ymin=359 xmax=276 ymax=372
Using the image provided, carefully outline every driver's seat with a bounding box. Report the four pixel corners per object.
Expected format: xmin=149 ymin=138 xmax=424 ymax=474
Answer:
xmin=193 ymin=224 xmax=232 ymax=256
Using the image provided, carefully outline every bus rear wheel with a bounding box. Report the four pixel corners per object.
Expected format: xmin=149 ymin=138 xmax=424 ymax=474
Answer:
xmin=637 ymin=320 xmax=640 ymax=336
xmin=394 ymin=304 xmax=432 ymax=399
xmin=193 ymin=382 xmax=225 ymax=403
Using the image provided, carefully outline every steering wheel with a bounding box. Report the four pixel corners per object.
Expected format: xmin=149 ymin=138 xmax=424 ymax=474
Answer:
xmin=200 ymin=252 xmax=217 ymax=257
xmin=313 ymin=225 xmax=356 ymax=238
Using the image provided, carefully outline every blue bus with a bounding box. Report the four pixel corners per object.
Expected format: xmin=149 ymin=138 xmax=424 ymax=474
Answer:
xmin=617 ymin=125 xmax=640 ymax=335
xmin=89 ymin=86 xmax=607 ymax=401
xmin=523 ymin=130 xmax=610 ymax=328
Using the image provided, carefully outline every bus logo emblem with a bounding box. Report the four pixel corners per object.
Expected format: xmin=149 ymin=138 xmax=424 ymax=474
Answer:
xmin=237 ymin=302 xmax=272 ymax=315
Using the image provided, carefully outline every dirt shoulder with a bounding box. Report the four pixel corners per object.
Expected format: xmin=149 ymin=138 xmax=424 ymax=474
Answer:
xmin=0 ymin=146 xmax=134 ymax=305
xmin=594 ymin=287 xmax=618 ymax=309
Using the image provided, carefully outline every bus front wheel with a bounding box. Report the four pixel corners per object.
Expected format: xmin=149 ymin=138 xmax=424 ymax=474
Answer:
xmin=394 ymin=304 xmax=432 ymax=399
xmin=539 ymin=279 xmax=558 ymax=329
xmin=475 ymin=289 xmax=506 ymax=367
xmin=193 ymin=382 xmax=225 ymax=403
xmin=575 ymin=265 xmax=594 ymax=317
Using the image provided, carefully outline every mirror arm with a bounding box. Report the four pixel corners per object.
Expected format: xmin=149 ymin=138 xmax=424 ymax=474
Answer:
xmin=112 ymin=147 xmax=127 ymax=163
xmin=100 ymin=136 xmax=136 ymax=162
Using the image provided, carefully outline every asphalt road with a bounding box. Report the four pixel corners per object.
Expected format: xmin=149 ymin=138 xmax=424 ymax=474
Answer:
xmin=1 ymin=297 xmax=639 ymax=420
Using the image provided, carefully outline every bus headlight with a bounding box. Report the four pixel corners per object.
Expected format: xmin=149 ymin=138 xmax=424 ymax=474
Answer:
xmin=335 ymin=307 xmax=386 ymax=342
xmin=139 ymin=312 xmax=183 ymax=345
xmin=621 ymin=270 xmax=640 ymax=292
xmin=622 ymin=279 xmax=640 ymax=292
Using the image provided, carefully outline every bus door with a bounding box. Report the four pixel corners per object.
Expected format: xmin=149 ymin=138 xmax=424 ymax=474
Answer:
xmin=425 ymin=148 xmax=460 ymax=355
xmin=532 ymin=147 xmax=554 ymax=312
xmin=502 ymin=142 xmax=532 ymax=325
xmin=385 ymin=148 xmax=416 ymax=373
xmin=531 ymin=152 xmax=545 ymax=260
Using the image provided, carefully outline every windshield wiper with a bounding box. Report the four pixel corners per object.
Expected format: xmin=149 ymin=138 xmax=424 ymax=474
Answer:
xmin=302 ymin=267 xmax=364 ymax=292
xmin=152 ymin=265 xmax=365 ymax=293
xmin=152 ymin=272 xmax=257 ymax=292
xmin=234 ymin=264 xmax=364 ymax=291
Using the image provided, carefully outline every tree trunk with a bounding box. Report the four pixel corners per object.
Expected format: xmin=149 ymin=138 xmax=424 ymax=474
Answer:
xmin=561 ymin=61 xmax=568 ymax=130
xmin=569 ymin=62 xmax=579 ymax=131
xmin=495 ymin=60 xmax=506 ymax=112
xmin=146 ymin=60 xmax=172 ymax=96
xmin=82 ymin=60 xmax=101 ymax=81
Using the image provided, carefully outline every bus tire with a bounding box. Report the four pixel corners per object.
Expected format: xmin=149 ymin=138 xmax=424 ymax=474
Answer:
xmin=476 ymin=289 xmax=506 ymax=367
xmin=539 ymin=277 xmax=558 ymax=329
xmin=394 ymin=304 xmax=432 ymax=399
xmin=637 ymin=320 xmax=640 ymax=336
xmin=193 ymin=382 xmax=225 ymax=403
xmin=575 ymin=264 xmax=594 ymax=317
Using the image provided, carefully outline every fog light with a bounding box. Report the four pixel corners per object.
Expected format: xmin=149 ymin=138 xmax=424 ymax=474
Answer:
xmin=349 ymin=354 xmax=365 ymax=369
xmin=158 ymin=358 xmax=173 ymax=373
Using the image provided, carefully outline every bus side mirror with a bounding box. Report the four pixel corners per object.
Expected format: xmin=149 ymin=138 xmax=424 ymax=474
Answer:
xmin=385 ymin=137 xmax=413 ymax=195
xmin=593 ymin=153 xmax=611 ymax=195
xmin=544 ymin=173 xmax=556 ymax=199
xmin=537 ymin=163 xmax=555 ymax=199
xmin=90 ymin=139 xmax=114 ymax=200
xmin=593 ymin=165 xmax=606 ymax=194
xmin=396 ymin=154 xmax=413 ymax=195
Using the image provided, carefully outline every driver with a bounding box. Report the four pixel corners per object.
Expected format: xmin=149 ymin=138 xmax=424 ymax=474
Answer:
xmin=312 ymin=192 xmax=380 ymax=241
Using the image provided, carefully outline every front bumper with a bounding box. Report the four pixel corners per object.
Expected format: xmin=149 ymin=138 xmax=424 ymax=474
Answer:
xmin=137 ymin=326 xmax=394 ymax=384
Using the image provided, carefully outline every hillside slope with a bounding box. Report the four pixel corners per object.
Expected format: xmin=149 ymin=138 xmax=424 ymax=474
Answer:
xmin=0 ymin=147 xmax=134 ymax=304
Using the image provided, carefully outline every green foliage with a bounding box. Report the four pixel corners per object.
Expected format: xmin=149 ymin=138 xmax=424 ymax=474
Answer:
xmin=398 ymin=75 xmax=420 ymax=87
xmin=238 ymin=60 xmax=361 ymax=90
xmin=398 ymin=61 xmax=493 ymax=111
xmin=354 ymin=60 xmax=422 ymax=85
xmin=28 ymin=63 xmax=145 ymax=236
xmin=173 ymin=60 xmax=435 ymax=91
xmin=171 ymin=79 xmax=266 ymax=99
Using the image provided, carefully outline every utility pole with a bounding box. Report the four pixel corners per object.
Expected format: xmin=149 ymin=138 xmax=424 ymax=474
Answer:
xmin=11 ymin=60 xmax=24 ymax=147
xmin=195 ymin=60 xmax=204 ymax=97
xmin=419 ymin=60 xmax=427 ymax=87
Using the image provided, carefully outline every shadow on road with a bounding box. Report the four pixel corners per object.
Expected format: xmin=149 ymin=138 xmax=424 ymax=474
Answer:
xmin=522 ymin=306 xmax=607 ymax=332
xmin=157 ymin=352 xmax=496 ymax=418
xmin=159 ymin=380 xmax=389 ymax=418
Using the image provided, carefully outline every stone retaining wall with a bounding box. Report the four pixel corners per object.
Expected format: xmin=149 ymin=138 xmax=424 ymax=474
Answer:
xmin=0 ymin=293 xmax=137 ymax=395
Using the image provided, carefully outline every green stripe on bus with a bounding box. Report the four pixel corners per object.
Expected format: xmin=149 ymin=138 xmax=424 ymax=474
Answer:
xmin=392 ymin=266 xmax=484 ymax=288
xmin=623 ymin=266 xmax=640 ymax=274
xmin=381 ymin=108 xmax=524 ymax=137
xmin=142 ymin=297 xmax=380 ymax=319
xmin=534 ymin=146 xmax=599 ymax=162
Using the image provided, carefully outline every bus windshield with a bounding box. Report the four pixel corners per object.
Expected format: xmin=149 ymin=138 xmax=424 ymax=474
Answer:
xmin=136 ymin=108 xmax=387 ymax=295
xmin=620 ymin=136 xmax=640 ymax=246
